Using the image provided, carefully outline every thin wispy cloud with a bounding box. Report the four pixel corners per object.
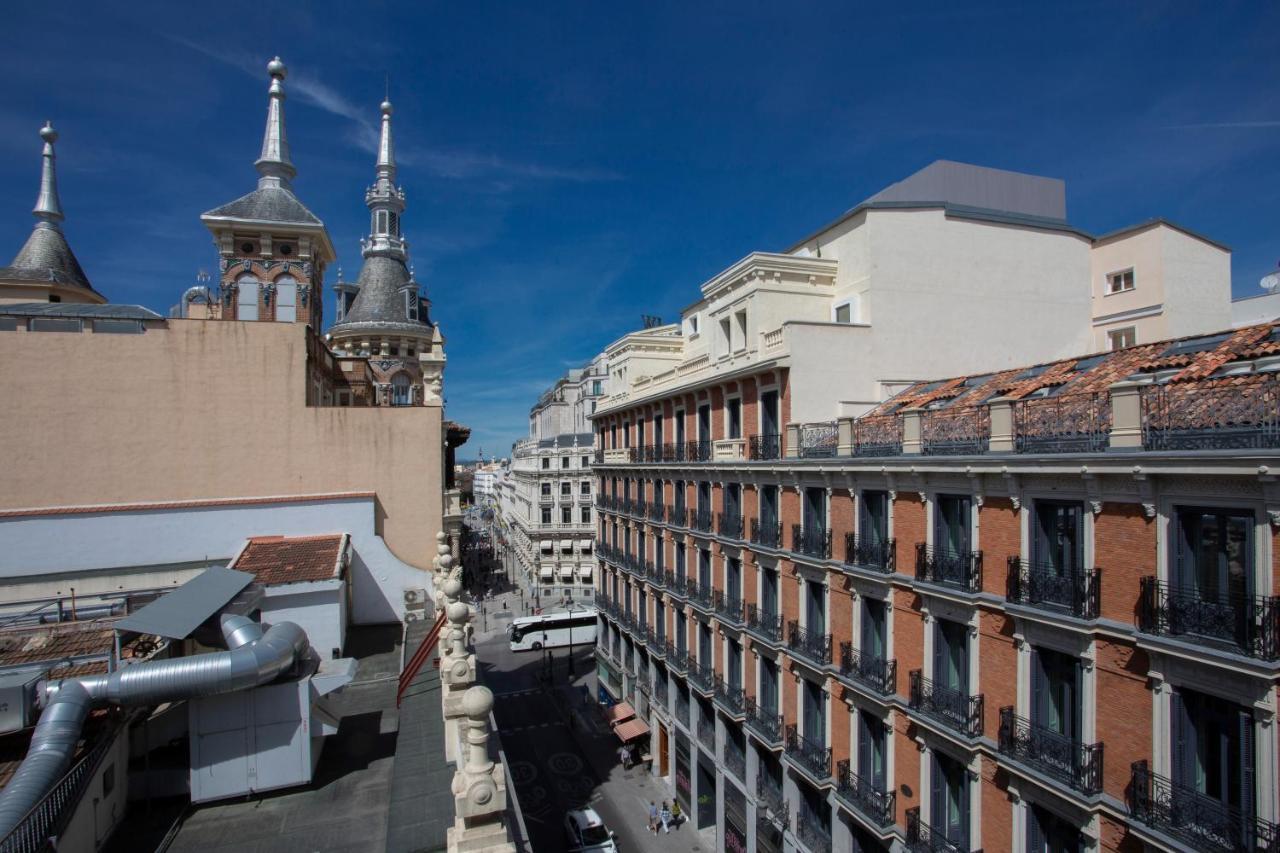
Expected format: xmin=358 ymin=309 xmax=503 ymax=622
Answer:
xmin=1166 ymin=120 xmax=1280 ymax=130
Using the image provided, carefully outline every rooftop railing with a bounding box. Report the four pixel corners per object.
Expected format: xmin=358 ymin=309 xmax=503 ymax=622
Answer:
xmin=1013 ymin=392 xmax=1110 ymax=453
xmin=922 ymin=405 xmax=990 ymax=456
xmin=1141 ymin=374 xmax=1280 ymax=451
xmin=1006 ymin=558 xmax=1100 ymax=620
xmin=798 ymin=421 xmax=839 ymax=458
xmin=852 ymin=412 xmax=903 ymax=457
xmin=1138 ymin=577 xmax=1280 ymax=660
xmin=909 ymin=670 xmax=984 ymax=738
xmin=997 ymin=707 xmax=1103 ymax=795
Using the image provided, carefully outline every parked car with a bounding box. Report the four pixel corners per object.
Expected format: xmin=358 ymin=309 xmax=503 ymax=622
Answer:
xmin=564 ymin=808 xmax=618 ymax=852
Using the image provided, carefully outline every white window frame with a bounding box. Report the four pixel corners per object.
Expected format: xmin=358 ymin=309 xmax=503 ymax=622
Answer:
xmin=275 ymin=276 xmax=298 ymax=323
xmin=1105 ymin=268 xmax=1135 ymax=295
xmin=236 ymin=274 xmax=260 ymax=321
xmin=1107 ymin=325 xmax=1137 ymax=350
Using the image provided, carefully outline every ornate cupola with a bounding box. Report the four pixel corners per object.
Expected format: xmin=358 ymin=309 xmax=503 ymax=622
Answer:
xmin=0 ymin=123 xmax=104 ymax=305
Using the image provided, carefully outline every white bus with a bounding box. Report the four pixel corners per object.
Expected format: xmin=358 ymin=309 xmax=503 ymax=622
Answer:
xmin=508 ymin=609 xmax=598 ymax=651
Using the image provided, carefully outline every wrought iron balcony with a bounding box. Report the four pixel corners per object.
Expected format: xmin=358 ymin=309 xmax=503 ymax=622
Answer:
xmin=787 ymin=620 xmax=833 ymax=667
xmin=915 ymin=544 xmax=983 ymax=593
xmin=853 ymin=412 xmax=903 ymax=457
xmin=643 ymin=560 xmax=662 ymax=587
xmin=593 ymin=448 xmax=605 ymax=464
xmin=1129 ymin=760 xmax=1277 ymax=852
xmin=997 ymin=707 xmax=1102 ymax=795
xmin=648 ymin=628 xmax=667 ymax=654
xmin=660 ymin=442 xmax=684 ymax=462
xmin=791 ymin=524 xmax=832 ymax=560
xmin=909 ymin=670 xmax=984 ymax=738
xmin=796 ymin=813 xmax=833 ymax=853
xmin=835 ymin=759 xmax=896 ymax=829
xmin=1013 ymin=392 xmax=1110 ymax=453
xmin=665 ymin=642 xmax=688 ymax=673
xmin=713 ymin=590 xmax=744 ymax=625
xmin=666 ymin=571 xmax=689 ymax=599
xmin=634 ymin=498 xmax=649 ymax=519
xmin=838 ymin=642 xmax=897 ymax=696
xmin=718 ymin=511 xmax=743 ymax=540
xmin=921 ymin=405 xmax=990 ymax=456
xmin=686 ymin=439 xmax=713 ymax=462
xmin=798 ymin=421 xmax=838 ymax=458
xmin=1138 ymin=576 xmax=1280 ymax=660
xmin=647 ymin=502 xmax=666 ymax=523
xmin=756 ymin=773 xmax=787 ymax=826
xmin=639 ymin=443 xmax=663 ymax=463
xmin=744 ymin=696 xmax=784 ymax=746
xmin=750 ymin=517 xmax=783 ymax=549
xmin=844 ymin=533 xmax=896 ymax=573
xmin=724 ymin=742 xmax=746 ymax=780
xmin=784 ymin=724 xmax=832 ymax=782
xmin=749 ymin=433 xmax=782 ymax=460
xmin=1007 ymin=558 xmax=1100 ymax=620
xmin=688 ymin=659 xmax=715 ymax=694
xmin=696 ymin=715 xmax=716 ymax=751
xmin=713 ymin=674 xmax=745 ymax=718
xmin=745 ymin=604 xmax=783 ymax=644
xmin=906 ymin=807 xmax=971 ymax=853
xmin=688 ymin=580 xmax=714 ymax=612
xmin=671 ymin=503 xmax=688 ymax=528
xmin=692 ymin=507 xmax=714 ymax=534
xmin=1141 ymin=374 xmax=1280 ymax=451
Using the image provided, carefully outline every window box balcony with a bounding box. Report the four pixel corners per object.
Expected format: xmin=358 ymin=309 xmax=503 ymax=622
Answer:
xmin=835 ymin=759 xmax=896 ymax=829
xmin=798 ymin=421 xmax=838 ymax=458
xmin=844 ymin=534 xmax=896 ymax=573
xmin=1128 ymin=760 xmax=1277 ymax=852
xmin=1140 ymin=375 xmax=1280 ymax=451
xmin=745 ymin=604 xmax=783 ymax=645
xmin=921 ymin=405 xmax=990 ymax=456
xmin=997 ymin=707 xmax=1103 ymax=795
xmin=906 ymin=807 xmax=972 ymax=853
xmin=713 ymin=590 xmax=744 ymax=626
xmin=688 ymin=581 xmax=714 ymax=613
xmin=692 ymin=508 xmax=714 ymax=534
xmin=718 ymin=511 xmax=743 ymax=540
xmin=688 ymin=659 xmax=714 ymax=694
xmin=787 ymin=620 xmax=833 ymax=667
xmin=791 ymin=524 xmax=832 ymax=560
xmin=838 ymin=643 xmax=897 ymax=696
xmin=1138 ymin=577 xmax=1280 ymax=660
xmin=909 ymin=670 xmax=983 ymax=738
xmin=1013 ymin=392 xmax=1110 ymax=453
xmin=1007 ymin=558 xmax=1100 ymax=620
xmin=750 ymin=517 xmax=783 ymax=550
xmin=686 ymin=439 xmax=712 ymax=462
xmin=749 ymin=433 xmax=782 ymax=460
xmin=744 ymin=696 xmax=784 ymax=747
xmin=915 ymin=544 xmax=983 ymax=593
xmin=784 ymin=724 xmax=832 ymax=783
xmin=696 ymin=714 xmax=716 ymax=751
xmin=713 ymin=674 xmax=745 ymax=718
xmin=853 ymin=413 xmax=903 ymax=457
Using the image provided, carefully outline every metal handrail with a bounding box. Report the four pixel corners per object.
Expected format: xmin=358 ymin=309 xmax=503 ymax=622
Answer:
xmin=787 ymin=620 xmax=833 ymax=666
xmin=838 ymin=642 xmax=897 ymax=695
xmin=915 ymin=543 xmax=983 ymax=592
xmin=1138 ymin=576 xmax=1280 ymax=660
xmin=998 ymin=706 xmax=1103 ymax=795
xmin=1007 ymin=557 xmax=1100 ymax=620
xmin=908 ymin=670 xmax=983 ymax=738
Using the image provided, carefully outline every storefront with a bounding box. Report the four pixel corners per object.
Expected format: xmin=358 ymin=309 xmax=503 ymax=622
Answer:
xmin=696 ymin=754 xmax=717 ymax=828
xmin=724 ymin=781 xmax=748 ymax=853
xmin=674 ymin=735 xmax=692 ymax=813
xmin=596 ymin=655 xmax=622 ymax=703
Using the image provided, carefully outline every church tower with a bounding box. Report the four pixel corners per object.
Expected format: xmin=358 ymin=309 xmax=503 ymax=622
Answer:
xmin=200 ymin=57 xmax=336 ymax=325
xmin=328 ymin=98 xmax=445 ymax=407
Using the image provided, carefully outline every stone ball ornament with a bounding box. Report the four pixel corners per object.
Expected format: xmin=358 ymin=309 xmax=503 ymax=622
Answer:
xmin=462 ymin=685 xmax=494 ymax=718
xmin=267 ymin=56 xmax=287 ymax=78
xmin=447 ymin=601 xmax=469 ymax=624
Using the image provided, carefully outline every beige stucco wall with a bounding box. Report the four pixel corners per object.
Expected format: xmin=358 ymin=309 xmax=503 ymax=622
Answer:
xmin=0 ymin=319 xmax=443 ymax=569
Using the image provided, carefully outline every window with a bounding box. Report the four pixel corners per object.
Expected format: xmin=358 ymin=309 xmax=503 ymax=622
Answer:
xmin=834 ymin=303 xmax=852 ymax=324
xmin=805 ymin=577 xmax=826 ymax=634
xmin=592 ymin=380 xmax=602 ymax=395
xmin=580 ymin=481 xmax=591 ymax=495
xmin=761 ymin=566 xmax=778 ymax=617
xmin=541 ymin=508 xmax=552 ymax=524
xmin=236 ymin=274 xmax=259 ymax=321
xmin=580 ymin=506 xmax=591 ymax=523
xmin=934 ymin=619 xmax=968 ymax=696
xmin=857 ymin=710 xmax=885 ymax=790
xmin=92 ymin=319 xmax=143 ymax=334
xmin=862 ymin=598 xmax=886 ymax=661
xmin=760 ymin=484 xmax=778 ymax=528
xmin=542 ymin=457 xmax=550 ymax=470
xmin=541 ymin=482 xmax=551 ymax=496
xmin=719 ymin=317 xmax=731 ymax=353
xmin=861 ymin=490 xmax=889 ymax=547
xmin=1106 ymin=268 xmax=1135 ymax=294
xmin=561 ymin=456 xmax=569 ymax=469
xmin=48 ymin=294 xmax=61 ymax=303
xmin=1027 ymin=804 xmax=1083 ymax=852
xmin=698 ymin=548 xmax=712 ymax=588
xmin=935 ymin=495 xmax=972 ymax=557
xmin=759 ymin=658 xmax=779 ymax=713
xmin=1032 ymin=501 xmax=1083 ymax=575
xmin=802 ymin=678 xmax=826 ymax=746
xmin=275 ymin=276 xmax=298 ymax=322
xmin=1032 ymin=648 xmax=1082 ymax=748
xmin=582 ymin=455 xmax=590 ymax=467
xmin=1107 ymin=326 xmax=1136 ymax=350
xmin=931 ymin=752 xmax=970 ymax=847
xmin=727 ymin=398 xmax=741 ymax=439
xmin=688 ymin=314 xmax=699 ymax=335
xmin=390 ymin=373 xmax=412 ymax=406
xmin=1171 ymin=687 xmax=1255 ymax=831
xmin=726 ymin=556 xmax=741 ymax=601
xmin=803 ymin=486 xmax=827 ymax=533
xmin=562 ymin=507 xmax=572 ymax=524
xmin=734 ymin=309 xmax=747 ymax=351
xmin=561 ymin=482 xmax=571 ymax=496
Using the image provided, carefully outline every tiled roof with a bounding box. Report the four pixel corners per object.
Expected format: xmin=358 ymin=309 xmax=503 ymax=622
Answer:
xmin=873 ymin=321 xmax=1280 ymax=415
xmin=0 ymin=620 xmax=157 ymax=677
xmin=202 ymin=185 xmax=323 ymax=226
xmin=230 ymin=534 xmax=347 ymax=586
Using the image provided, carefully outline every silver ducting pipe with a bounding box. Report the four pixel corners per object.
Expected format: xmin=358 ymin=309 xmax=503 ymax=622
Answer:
xmin=181 ymin=285 xmax=213 ymax=317
xmin=0 ymin=614 xmax=309 ymax=837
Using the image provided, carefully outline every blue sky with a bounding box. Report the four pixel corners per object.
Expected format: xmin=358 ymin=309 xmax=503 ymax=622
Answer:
xmin=1 ymin=3 xmax=1277 ymax=455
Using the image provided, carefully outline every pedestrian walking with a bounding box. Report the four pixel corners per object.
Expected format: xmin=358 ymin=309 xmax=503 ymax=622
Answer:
xmin=647 ymin=801 xmax=658 ymax=834
xmin=659 ymin=802 xmax=672 ymax=833
xmin=670 ymin=799 xmax=682 ymax=829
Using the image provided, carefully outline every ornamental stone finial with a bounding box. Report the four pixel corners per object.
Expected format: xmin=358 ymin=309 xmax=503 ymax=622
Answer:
xmin=255 ymin=56 xmax=296 ymax=188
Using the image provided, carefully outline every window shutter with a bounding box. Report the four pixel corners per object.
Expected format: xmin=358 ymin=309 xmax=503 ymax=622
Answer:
xmin=1026 ymin=804 xmax=1045 ymax=852
xmin=857 ymin=711 xmax=871 ymax=780
xmin=1031 ymin=648 xmax=1045 ymax=727
xmin=1240 ymin=710 xmax=1256 ymax=822
xmin=959 ymin=762 xmax=971 ymax=845
xmin=1171 ymin=691 xmax=1192 ymax=788
xmin=958 ymin=496 xmax=972 ymax=554
xmin=933 ymin=620 xmax=945 ymax=685
xmin=1071 ymin=658 xmax=1084 ymax=743
xmin=929 ymin=754 xmax=943 ymax=828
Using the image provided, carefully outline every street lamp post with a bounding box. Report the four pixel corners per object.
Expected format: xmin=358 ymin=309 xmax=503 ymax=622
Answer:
xmin=564 ymin=598 xmax=578 ymax=677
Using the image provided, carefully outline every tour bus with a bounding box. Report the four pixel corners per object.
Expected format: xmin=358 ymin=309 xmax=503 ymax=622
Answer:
xmin=508 ymin=608 xmax=598 ymax=651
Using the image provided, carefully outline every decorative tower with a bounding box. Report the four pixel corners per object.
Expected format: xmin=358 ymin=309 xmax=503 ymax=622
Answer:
xmin=328 ymin=98 xmax=445 ymax=407
xmin=200 ymin=57 xmax=336 ymax=325
xmin=0 ymin=123 xmax=103 ymax=305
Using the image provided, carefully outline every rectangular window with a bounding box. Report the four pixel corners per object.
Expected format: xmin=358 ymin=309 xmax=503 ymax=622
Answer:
xmin=676 ymin=542 xmax=686 ymax=577
xmin=727 ymin=398 xmax=742 ymax=439
xmin=237 ymin=281 xmax=259 ymax=321
xmin=760 ymin=485 xmax=778 ymax=528
xmin=803 ymin=487 xmax=827 ymax=533
xmin=759 ymin=659 xmax=779 ymax=713
xmin=835 ymin=303 xmax=852 ymax=324
xmin=580 ymin=481 xmax=591 ymax=495
xmin=931 ymin=752 xmax=970 ymax=847
xmin=561 ymin=456 xmax=569 ymax=468
xmin=1106 ymin=268 xmax=1135 ymax=294
xmin=1031 ymin=647 xmax=1082 ymax=742
xmin=805 ymin=579 xmax=826 ymax=634
xmin=728 ymin=640 xmax=742 ymax=689
xmin=561 ymin=482 xmax=571 ymax=496
xmin=562 ymin=507 xmax=572 ymax=524
xmin=92 ymin=319 xmax=143 ymax=334
xmin=542 ymin=458 xmax=550 ymax=470
xmin=861 ymin=490 xmax=889 ymax=546
xmin=857 ymin=710 xmax=885 ymax=789
xmin=580 ymin=506 xmax=591 ymax=523
xmin=541 ymin=508 xmax=552 ymax=524
xmin=541 ymin=482 xmax=551 ymax=496
xmin=726 ymin=557 xmax=741 ymax=601
xmin=934 ymin=495 xmax=972 ymax=556
xmin=698 ymin=548 xmax=712 ymax=588
xmin=724 ymin=483 xmax=741 ymax=520
xmin=276 ymin=281 xmax=297 ymax=322
xmin=30 ymin=317 xmax=83 ymax=333
xmin=1032 ymin=501 xmax=1083 ymax=575
xmin=862 ymin=598 xmax=886 ymax=660
xmin=1107 ymin=326 xmax=1137 ymax=350
xmin=934 ymin=619 xmax=968 ymax=694
xmin=802 ymin=678 xmax=826 ymax=746
xmin=1171 ymin=687 xmax=1254 ymax=822
xmin=719 ymin=317 xmax=732 ymax=352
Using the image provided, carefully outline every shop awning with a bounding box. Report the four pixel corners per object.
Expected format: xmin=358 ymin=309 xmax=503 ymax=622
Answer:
xmin=615 ymin=717 xmax=650 ymax=743
xmin=602 ymin=701 xmax=636 ymax=726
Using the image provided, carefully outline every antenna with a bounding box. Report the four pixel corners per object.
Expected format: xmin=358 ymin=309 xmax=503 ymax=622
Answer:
xmin=641 ymin=314 xmax=662 ymax=329
xmin=385 ymin=73 xmax=390 ymax=102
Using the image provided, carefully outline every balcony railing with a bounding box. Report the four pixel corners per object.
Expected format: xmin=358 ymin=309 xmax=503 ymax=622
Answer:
xmin=915 ymin=544 xmax=983 ymax=593
xmin=724 ymin=742 xmax=746 ymax=780
xmin=787 ymin=620 xmax=833 ymax=667
xmin=756 ymin=773 xmax=787 ymax=826
xmin=1141 ymin=374 xmax=1280 ymax=451
xmin=750 ymin=517 xmax=783 ymax=549
xmin=696 ymin=714 xmax=716 ymax=751
xmin=713 ymin=674 xmax=745 ymax=718
xmin=666 ymin=642 xmax=688 ymax=673
xmin=1129 ymin=760 xmax=1278 ymax=853
xmin=687 ymin=439 xmax=713 ymax=462
xmin=718 ymin=511 xmax=743 ymax=540
xmin=838 ymin=643 xmax=897 ymax=696
xmin=796 ymin=812 xmax=833 ymax=853
xmin=688 ymin=659 xmax=715 ymax=694
xmin=853 ymin=412 xmax=903 ymax=457
xmin=647 ymin=502 xmax=666 ymax=523
xmin=1013 ymin=392 xmax=1111 ymax=453
xmin=749 ymin=433 xmax=782 ymax=460
xmin=671 ymin=503 xmax=688 ymax=528
xmin=674 ymin=695 xmax=690 ymax=728
xmin=713 ymin=590 xmax=744 ymax=625
xmin=648 ymin=628 xmax=667 ymax=654
xmin=844 ymin=533 xmax=895 ymax=573
xmin=906 ymin=807 xmax=971 ymax=853
xmin=692 ymin=507 xmax=714 ymax=533
xmin=785 ymin=724 xmax=832 ymax=782
xmin=921 ymin=405 xmax=990 ymax=456
xmin=744 ymin=696 xmax=784 ymax=746
xmin=745 ymin=604 xmax=783 ymax=644
xmin=688 ymin=580 xmax=714 ymax=612
xmin=909 ymin=670 xmax=984 ymax=738
xmin=654 ymin=678 xmax=669 ymax=710
xmin=1138 ymin=577 xmax=1280 ymax=660
xmin=799 ymin=421 xmax=838 ymax=458
xmin=1007 ymin=558 xmax=1101 ymax=620
xmin=836 ymin=759 xmax=896 ymax=828
xmin=997 ymin=707 xmax=1103 ymax=795
xmin=666 ymin=571 xmax=689 ymax=599
xmin=791 ymin=524 xmax=832 ymax=560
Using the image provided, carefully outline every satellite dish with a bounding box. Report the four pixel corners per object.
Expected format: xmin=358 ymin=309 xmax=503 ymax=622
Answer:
xmin=1262 ymin=271 xmax=1280 ymax=293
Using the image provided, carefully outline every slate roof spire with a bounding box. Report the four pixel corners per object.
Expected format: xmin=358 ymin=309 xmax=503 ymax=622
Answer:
xmin=33 ymin=122 xmax=63 ymax=226
xmin=254 ymin=57 xmax=297 ymax=189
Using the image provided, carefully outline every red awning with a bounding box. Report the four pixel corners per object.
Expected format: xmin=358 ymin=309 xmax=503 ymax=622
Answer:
xmin=614 ymin=717 xmax=650 ymax=743
xmin=603 ymin=701 xmax=636 ymax=726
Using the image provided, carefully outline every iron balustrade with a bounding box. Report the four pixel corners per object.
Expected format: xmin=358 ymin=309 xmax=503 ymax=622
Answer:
xmin=744 ymin=696 xmax=784 ymax=746
xmin=908 ymin=670 xmax=984 ymax=737
xmin=1006 ymin=558 xmax=1101 ymax=620
xmin=796 ymin=812 xmax=833 ymax=853
xmin=791 ymin=524 xmax=832 ymax=560
xmin=756 ymin=773 xmax=788 ymax=826
xmin=713 ymin=590 xmax=744 ymax=625
xmin=647 ymin=502 xmax=666 ymax=523
xmin=696 ymin=715 xmax=716 ymax=751
xmin=835 ymin=759 xmax=896 ymax=828
xmin=688 ymin=581 xmax=714 ymax=612
xmin=687 ymin=439 xmax=712 ymax=462
xmin=1141 ymin=375 xmax=1280 ymax=451
xmin=915 ymin=544 xmax=983 ymax=593
xmin=666 ymin=571 xmax=689 ymax=599
xmin=666 ymin=642 xmax=688 ymax=672
xmin=906 ymin=807 xmax=972 ymax=853
xmin=751 ymin=517 xmax=783 ymax=549
xmin=799 ymin=421 xmax=838 ymax=458
xmin=661 ymin=442 xmax=684 ymax=462
xmin=643 ymin=560 xmax=661 ymax=586
xmin=671 ymin=503 xmax=688 ymax=528
xmin=647 ymin=627 xmax=666 ymax=652
xmin=853 ymin=412 xmax=904 ymax=457
xmin=1139 ymin=576 xmax=1280 ymax=660
xmin=1129 ymin=760 xmax=1278 ymax=853
xmin=688 ymin=659 xmax=715 ymax=694
xmin=713 ymin=674 xmax=746 ymax=717
xmin=693 ymin=508 xmax=714 ymax=533
xmin=838 ymin=642 xmax=897 ymax=695
xmin=785 ymin=724 xmax=832 ymax=781
xmin=1013 ymin=392 xmax=1111 ymax=453
xmin=745 ymin=604 xmax=784 ymax=644
xmin=634 ymin=498 xmax=648 ymax=519
xmin=724 ymin=742 xmax=746 ymax=780
xmin=749 ymin=433 xmax=782 ymax=460
xmin=593 ymin=448 xmax=605 ymax=464
xmin=787 ymin=620 xmax=833 ymax=666
xmin=997 ymin=706 xmax=1103 ymax=795
xmin=844 ymin=533 xmax=896 ymax=573
xmin=921 ymin=405 xmax=991 ymax=456
xmin=718 ymin=511 xmax=744 ymax=540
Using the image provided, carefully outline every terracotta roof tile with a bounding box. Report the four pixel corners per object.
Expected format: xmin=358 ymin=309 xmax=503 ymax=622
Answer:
xmin=230 ymin=534 xmax=346 ymax=586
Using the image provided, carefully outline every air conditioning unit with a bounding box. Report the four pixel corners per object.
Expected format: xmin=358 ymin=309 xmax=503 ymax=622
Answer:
xmin=405 ymin=611 xmax=422 ymax=622
xmin=404 ymin=589 xmax=420 ymax=604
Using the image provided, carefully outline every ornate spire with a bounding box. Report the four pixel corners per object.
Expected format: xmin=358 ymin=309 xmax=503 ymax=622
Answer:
xmin=362 ymin=97 xmax=407 ymax=261
xmin=33 ymin=122 xmax=63 ymax=228
xmin=254 ymin=57 xmax=296 ymax=189
xmin=376 ymin=99 xmax=395 ymax=179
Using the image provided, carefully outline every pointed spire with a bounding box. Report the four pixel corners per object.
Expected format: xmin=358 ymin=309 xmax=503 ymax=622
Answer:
xmin=33 ymin=122 xmax=63 ymax=228
xmin=255 ymin=57 xmax=296 ymax=188
xmin=376 ymin=98 xmax=396 ymax=179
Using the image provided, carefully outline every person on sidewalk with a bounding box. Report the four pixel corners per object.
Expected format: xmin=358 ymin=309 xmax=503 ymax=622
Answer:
xmin=647 ymin=801 xmax=658 ymax=834
xmin=670 ymin=799 xmax=682 ymax=829
xmin=659 ymin=802 xmax=672 ymax=833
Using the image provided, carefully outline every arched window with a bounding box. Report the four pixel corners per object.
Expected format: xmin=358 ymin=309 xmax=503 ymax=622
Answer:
xmin=391 ymin=373 xmax=412 ymax=406
xmin=236 ymin=274 xmax=260 ymax=321
xmin=275 ymin=275 xmax=298 ymax=323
